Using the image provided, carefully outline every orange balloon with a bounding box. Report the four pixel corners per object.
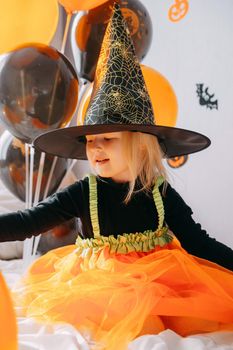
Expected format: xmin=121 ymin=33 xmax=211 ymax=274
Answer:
xmin=77 ymin=65 xmax=178 ymax=127
xmin=141 ymin=65 xmax=178 ymax=126
xmin=58 ymin=0 xmax=110 ymax=13
xmin=0 ymin=273 xmax=17 ymax=350
xmin=0 ymin=0 xmax=59 ymax=54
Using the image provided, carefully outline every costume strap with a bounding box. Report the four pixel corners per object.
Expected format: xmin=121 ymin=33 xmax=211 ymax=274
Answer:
xmin=88 ymin=174 xmax=101 ymax=238
xmin=88 ymin=174 xmax=165 ymax=238
xmin=153 ymin=176 xmax=165 ymax=234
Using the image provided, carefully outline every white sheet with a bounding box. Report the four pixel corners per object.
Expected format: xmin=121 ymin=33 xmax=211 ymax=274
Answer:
xmin=0 ymin=259 xmax=233 ymax=350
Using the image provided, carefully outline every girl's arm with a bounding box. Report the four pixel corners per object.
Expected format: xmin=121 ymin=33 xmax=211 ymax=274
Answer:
xmin=0 ymin=181 xmax=84 ymax=242
xmin=163 ymin=183 xmax=233 ymax=271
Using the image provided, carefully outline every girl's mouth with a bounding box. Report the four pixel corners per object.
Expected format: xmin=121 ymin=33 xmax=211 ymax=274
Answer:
xmin=96 ymin=159 xmax=109 ymax=164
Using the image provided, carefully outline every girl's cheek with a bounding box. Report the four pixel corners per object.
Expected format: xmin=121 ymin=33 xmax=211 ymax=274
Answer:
xmin=86 ymin=144 xmax=93 ymax=153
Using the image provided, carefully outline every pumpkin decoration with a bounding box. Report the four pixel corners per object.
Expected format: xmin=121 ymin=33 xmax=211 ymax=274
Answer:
xmin=168 ymin=0 xmax=189 ymax=22
xmin=167 ymin=155 xmax=189 ymax=168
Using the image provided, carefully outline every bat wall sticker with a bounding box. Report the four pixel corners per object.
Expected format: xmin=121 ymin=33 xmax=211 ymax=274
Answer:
xmin=196 ymin=84 xmax=218 ymax=110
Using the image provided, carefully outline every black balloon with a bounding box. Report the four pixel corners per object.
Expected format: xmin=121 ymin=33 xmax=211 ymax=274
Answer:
xmin=0 ymin=131 xmax=68 ymax=202
xmin=38 ymin=218 xmax=77 ymax=254
xmin=72 ymin=0 xmax=153 ymax=81
xmin=0 ymin=44 xmax=79 ymax=144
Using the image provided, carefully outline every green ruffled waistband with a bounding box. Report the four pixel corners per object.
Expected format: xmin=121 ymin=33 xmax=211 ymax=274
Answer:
xmin=75 ymin=228 xmax=173 ymax=255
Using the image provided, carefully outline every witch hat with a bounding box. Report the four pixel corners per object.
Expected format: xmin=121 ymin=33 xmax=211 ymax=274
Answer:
xmin=34 ymin=3 xmax=210 ymax=159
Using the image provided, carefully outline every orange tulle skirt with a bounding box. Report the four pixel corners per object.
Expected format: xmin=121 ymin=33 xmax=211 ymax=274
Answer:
xmin=13 ymin=238 xmax=233 ymax=350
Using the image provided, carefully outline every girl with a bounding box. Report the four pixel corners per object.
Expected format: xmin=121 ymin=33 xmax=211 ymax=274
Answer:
xmin=1 ymin=4 xmax=233 ymax=350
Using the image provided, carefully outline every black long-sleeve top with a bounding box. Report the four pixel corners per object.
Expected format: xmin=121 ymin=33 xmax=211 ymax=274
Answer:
xmin=0 ymin=176 xmax=233 ymax=270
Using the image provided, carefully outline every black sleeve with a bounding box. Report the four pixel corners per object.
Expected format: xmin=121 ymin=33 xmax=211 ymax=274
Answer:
xmin=163 ymin=183 xmax=233 ymax=271
xmin=0 ymin=180 xmax=86 ymax=242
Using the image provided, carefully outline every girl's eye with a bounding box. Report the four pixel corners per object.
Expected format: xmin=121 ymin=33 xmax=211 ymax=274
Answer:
xmin=104 ymin=137 xmax=113 ymax=141
xmin=86 ymin=139 xmax=93 ymax=143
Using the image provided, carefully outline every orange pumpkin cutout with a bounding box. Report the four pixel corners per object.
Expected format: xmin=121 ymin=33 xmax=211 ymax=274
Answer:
xmin=0 ymin=273 xmax=17 ymax=350
xmin=167 ymin=155 xmax=188 ymax=168
xmin=168 ymin=0 xmax=189 ymax=22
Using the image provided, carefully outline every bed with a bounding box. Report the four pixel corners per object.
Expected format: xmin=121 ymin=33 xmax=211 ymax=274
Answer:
xmin=0 ymin=180 xmax=233 ymax=350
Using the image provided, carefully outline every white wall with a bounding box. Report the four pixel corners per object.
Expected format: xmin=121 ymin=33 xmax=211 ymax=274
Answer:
xmin=141 ymin=0 xmax=233 ymax=247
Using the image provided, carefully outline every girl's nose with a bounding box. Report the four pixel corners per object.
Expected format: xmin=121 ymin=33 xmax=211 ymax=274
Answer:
xmin=93 ymin=138 xmax=103 ymax=149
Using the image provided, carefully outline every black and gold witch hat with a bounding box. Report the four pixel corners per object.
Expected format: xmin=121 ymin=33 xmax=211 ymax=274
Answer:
xmin=34 ymin=3 xmax=210 ymax=159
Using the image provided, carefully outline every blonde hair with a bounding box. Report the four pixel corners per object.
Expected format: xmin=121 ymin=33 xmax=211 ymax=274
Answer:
xmin=122 ymin=131 xmax=167 ymax=203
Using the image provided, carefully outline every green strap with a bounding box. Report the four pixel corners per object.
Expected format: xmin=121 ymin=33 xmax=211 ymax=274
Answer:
xmin=152 ymin=176 xmax=165 ymax=234
xmin=88 ymin=174 xmax=165 ymax=238
xmin=88 ymin=174 xmax=100 ymax=238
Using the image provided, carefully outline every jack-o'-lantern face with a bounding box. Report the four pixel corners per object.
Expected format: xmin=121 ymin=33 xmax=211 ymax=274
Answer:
xmin=168 ymin=0 xmax=189 ymax=22
xmin=167 ymin=155 xmax=188 ymax=168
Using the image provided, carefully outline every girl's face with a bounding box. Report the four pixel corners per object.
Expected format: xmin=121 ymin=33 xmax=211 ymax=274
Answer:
xmin=86 ymin=132 xmax=131 ymax=182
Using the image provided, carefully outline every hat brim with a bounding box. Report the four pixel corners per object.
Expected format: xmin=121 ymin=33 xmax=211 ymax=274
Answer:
xmin=33 ymin=124 xmax=211 ymax=159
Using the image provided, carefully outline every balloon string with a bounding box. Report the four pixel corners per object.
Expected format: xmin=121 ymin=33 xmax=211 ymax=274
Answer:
xmin=61 ymin=12 xmax=72 ymax=54
xmin=23 ymin=144 xmax=30 ymax=266
xmin=32 ymin=152 xmax=58 ymax=256
xmin=58 ymin=159 xmax=77 ymax=191
xmin=32 ymin=235 xmax=41 ymax=256
xmin=33 ymin=152 xmax=46 ymax=206
xmin=25 ymin=143 xmax=30 ymax=209
xmin=28 ymin=145 xmax=35 ymax=207
xmin=31 ymin=151 xmax=46 ymax=256
xmin=20 ymin=69 xmax=26 ymax=111
xmin=23 ymin=144 xmax=35 ymax=267
xmin=43 ymin=156 xmax=58 ymax=199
